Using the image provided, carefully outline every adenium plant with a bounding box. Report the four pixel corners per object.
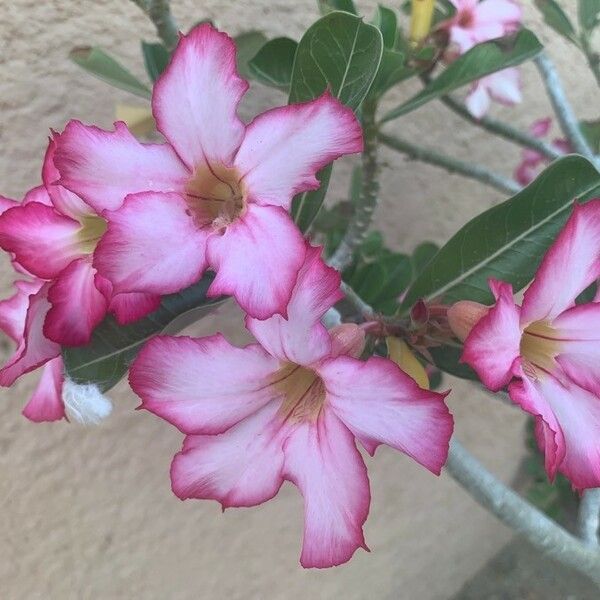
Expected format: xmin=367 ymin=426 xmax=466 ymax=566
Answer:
xmin=3 ymin=0 xmax=600 ymax=587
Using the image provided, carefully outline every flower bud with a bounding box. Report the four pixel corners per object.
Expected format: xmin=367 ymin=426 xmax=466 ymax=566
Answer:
xmin=410 ymin=299 xmax=429 ymax=327
xmin=447 ymin=301 xmax=489 ymax=342
xmin=62 ymin=379 xmax=113 ymax=425
xmin=410 ymin=0 xmax=436 ymax=45
xmin=330 ymin=323 xmax=365 ymax=358
xmin=387 ymin=337 xmax=429 ymax=390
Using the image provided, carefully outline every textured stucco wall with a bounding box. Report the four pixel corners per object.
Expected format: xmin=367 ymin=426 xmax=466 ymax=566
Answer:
xmin=0 ymin=2 xmax=595 ymax=599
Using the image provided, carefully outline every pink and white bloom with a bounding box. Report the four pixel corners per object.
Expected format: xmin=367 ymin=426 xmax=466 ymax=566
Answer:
xmin=129 ymin=245 xmax=453 ymax=567
xmin=0 ymin=136 xmax=161 ymax=348
xmin=449 ymin=200 xmax=600 ymax=489
xmin=440 ymin=0 xmax=522 ymax=55
xmin=514 ymin=118 xmax=570 ymax=186
xmin=53 ymin=23 xmax=363 ymax=320
xmin=464 ymin=67 xmax=522 ymax=119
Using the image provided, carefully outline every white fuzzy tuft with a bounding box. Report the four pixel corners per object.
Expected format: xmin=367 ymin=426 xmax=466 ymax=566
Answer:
xmin=62 ymin=379 xmax=113 ymax=426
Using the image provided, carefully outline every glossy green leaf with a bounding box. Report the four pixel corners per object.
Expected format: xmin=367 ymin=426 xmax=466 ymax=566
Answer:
xmin=410 ymin=241 xmax=439 ymax=276
xmin=534 ymin=0 xmax=578 ymax=43
xmin=63 ymin=275 xmax=223 ymax=392
xmin=248 ymin=37 xmax=297 ymax=89
xmin=401 ymin=156 xmax=600 ymax=310
xmin=580 ymin=119 xmax=600 ymax=153
xmin=290 ymin=11 xmax=383 ymax=230
xmin=381 ymin=29 xmax=543 ymax=122
xmin=141 ymin=41 xmax=170 ymax=82
xmin=235 ymin=30 xmax=268 ymax=80
xmin=578 ymin=0 xmax=600 ymax=30
xmin=318 ymin=0 xmax=357 ymax=15
xmin=69 ymin=47 xmax=151 ymax=98
xmin=429 ymin=345 xmax=479 ymax=381
xmin=372 ymin=5 xmax=398 ymax=48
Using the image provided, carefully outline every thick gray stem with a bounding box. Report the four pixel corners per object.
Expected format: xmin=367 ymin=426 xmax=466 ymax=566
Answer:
xmin=446 ymin=439 xmax=600 ymax=586
xmin=330 ymin=101 xmax=380 ymax=272
xmin=379 ymin=131 xmax=521 ymax=195
xmin=534 ymin=53 xmax=599 ymax=167
xmin=578 ymin=489 xmax=600 ymax=547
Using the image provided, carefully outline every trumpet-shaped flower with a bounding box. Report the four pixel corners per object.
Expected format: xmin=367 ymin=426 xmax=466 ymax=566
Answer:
xmin=54 ymin=23 xmax=363 ymax=320
xmin=464 ymin=67 xmax=522 ymax=119
xmin=130 ymin=245 xmax=453 ymax=567
xmin=514 ymin=118 xmax=570 ymax=186
xmin=441 ymin=0 xmax=522 ymax=55
xmin=449 ymin=200 xmax=600 ymax=489
xmin=0 ymin=137 xmax=161 ymax=349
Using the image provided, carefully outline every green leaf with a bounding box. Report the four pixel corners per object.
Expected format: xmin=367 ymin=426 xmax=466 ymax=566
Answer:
xmin=429 ymin=345 xmax=479 ymax=381
xmin=290 ymin=11 xmax=383 ymax=230
xmin=578 ymin=0 xmax=600 ymax=31
xmin=401 ymin=156 xmax=600 ymax=310
xmin=372 ymin=5 xmax=398 ymax=48
xmin=248 ymin=37 xmax=297 ymax=89
xmin=381 ymin=29 xmax=543 ymax=122
xmin=141 ymin=41 xmax=170 ymax=82
xmin=580 ymin=119 xmax=600 ymax=153
xmin=411 ymin=241 xmax=439 ymax=276
xmin=69 ymin=46 xmax=151 ymax=98
xmin=534 ymin=0 xmax=578 ymax=43
xmin=235 ymin=30 xmax=268 ymax=80
xmin=318 ymin=0 xmax=357 ymax=15
xmin=63 ymin=275 xmax=223 ymax=392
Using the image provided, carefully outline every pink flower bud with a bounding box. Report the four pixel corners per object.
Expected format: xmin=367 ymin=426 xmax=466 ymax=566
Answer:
xmin=447 ymin=300 xmax=489 ymax=342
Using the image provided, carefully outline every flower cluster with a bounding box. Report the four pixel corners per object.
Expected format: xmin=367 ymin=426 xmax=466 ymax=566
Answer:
xmin=438 ymin=0 xmax=523 ymax=117
xmin=0 ymin=23 xmax=454 ymax=566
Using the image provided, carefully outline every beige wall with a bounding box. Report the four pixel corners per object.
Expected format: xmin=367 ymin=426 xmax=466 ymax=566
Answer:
xmin=0 ymin=2 xmax=594 ymax=598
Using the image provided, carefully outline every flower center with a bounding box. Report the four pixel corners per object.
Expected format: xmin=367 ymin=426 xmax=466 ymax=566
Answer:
xmin=272 ymin=363 xmax=326 ymax=423
xmin=520 ymin=320 xmax=562 ymax=377
xmin=457 ymin=10 xmax=474 ymax=28
xmin=185 ymin=164 xmax=245 ymax=230
xmin=77 ymin=215 xmax=108 ymax=253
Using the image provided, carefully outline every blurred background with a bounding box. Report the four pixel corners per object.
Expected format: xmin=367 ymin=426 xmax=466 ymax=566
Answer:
xmin=0 ymin=1 xmax=597 ymax=598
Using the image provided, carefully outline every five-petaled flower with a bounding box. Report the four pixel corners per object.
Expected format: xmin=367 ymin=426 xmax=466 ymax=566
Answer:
xmin=129 ymin=245 xmax=454 ymax=568
xmin=438 ymin=0 xmax=522 ymax=118
xmin=54 ymin=23 xmax=363 ymax=320
xmin=448 ymin=200 xmax=600 ymax=489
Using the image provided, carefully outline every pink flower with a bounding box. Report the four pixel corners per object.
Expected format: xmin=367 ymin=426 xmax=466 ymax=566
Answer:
xmin=449 ymin=200 xmax=600 ymax=489
xmin=0 ymin=136 xmax=161 ymax=349
xmin=465 ymin=67 xmax=522 ymax=119
xmin=441 ymin=0 xmax=522 ymax=55
xmin=514 ymin=118 xmax=571 ymax=186
xmin=129 ymin=245 xmax=453 ymax=567
xmin=53 ymin=24 xmax=363 ymax=320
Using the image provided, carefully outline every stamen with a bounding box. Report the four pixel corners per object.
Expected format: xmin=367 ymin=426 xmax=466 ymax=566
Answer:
xmin=272 ymin=363 xmax=326 ymax=423
xmin=520 ymin=320 xmax=562 ymax=373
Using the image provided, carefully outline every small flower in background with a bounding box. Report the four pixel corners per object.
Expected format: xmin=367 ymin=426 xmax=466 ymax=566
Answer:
xmin=514 ymin=118 xmax=571 ymax=185
xmin=130 ymin=245 xmax=453 ymax=568
xmin=441 ymin=0 xmax=522 ymax=56
xmin=464 ymin=67 xmax=522 ymax=119
xmin=438 ymin=0 xmax=523 ymax=117
xmin=448 ymin=200 xmax=600 ymax=490
xmin=54 ymin=23 xmax=363 ymax=321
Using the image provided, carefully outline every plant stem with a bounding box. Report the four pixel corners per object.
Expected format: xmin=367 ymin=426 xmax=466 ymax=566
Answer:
xmin=330 ymin=100 xmax=380 ymax=272
xmin=580 ymin=34 xmax=600 ymax=89
xmin=436 ymin=94 xmax=561 ymax=161
xmin=446 ymin=439 xmax=600 ymax=587
xmin=578 ymin=489 xmax=600 ymax=547
xmin=379 ymin=131 xmax=521 ymax=195
xmin=340 ymin=281 xmax=375 ymax=319
xmin=534 ymin=53 xmax=599 ymax=168
xmin=131 ymin=0 xmax=180 ymax=51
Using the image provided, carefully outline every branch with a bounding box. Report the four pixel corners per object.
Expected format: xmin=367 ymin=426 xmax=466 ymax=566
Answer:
xmin=446 ymin=438 xmax=600 ymax=586
xmin=131 ymin=0 xmax=180 ymax=51
xmin=329 ymin=100 xmax=380 ymax=271
xmin=578 ymin=489 xmax=600 ymax=547
xmin=379 ymin=131 xmax=521 ymax=195
xmin=534 ymin=53 xmax=599 ymax=167
xmin=340 ymin=281 xmax=375 ymax=319
xmin=437 ymin=94 xmax=561 ymax=161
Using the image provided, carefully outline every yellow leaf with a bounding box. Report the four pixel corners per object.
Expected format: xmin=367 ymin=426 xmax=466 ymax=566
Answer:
xmin=410 ymin=0 xmax=435 ymax=45
xmin=386 ymin=337 xmax=429 ymax=389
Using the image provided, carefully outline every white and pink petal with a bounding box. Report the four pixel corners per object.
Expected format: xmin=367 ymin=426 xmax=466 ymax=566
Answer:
xmin=21 ymin=357 xmax=65 ymax=422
